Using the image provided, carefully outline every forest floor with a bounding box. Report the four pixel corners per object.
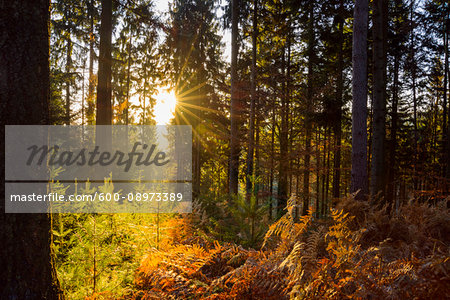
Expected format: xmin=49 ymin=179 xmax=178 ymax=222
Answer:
xmin=109 ymin=196 xmax=450 ymax=300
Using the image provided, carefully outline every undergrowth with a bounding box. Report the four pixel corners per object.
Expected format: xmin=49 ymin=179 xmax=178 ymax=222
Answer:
xmin=129 ymin=195 xmax=450 ymax=300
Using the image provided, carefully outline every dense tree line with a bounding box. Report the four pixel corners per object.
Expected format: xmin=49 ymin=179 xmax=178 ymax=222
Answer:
xmin=37 ymin=0 xmax=450 ymax=213
xmin=1 ymin=0 xmax=448 ymax=296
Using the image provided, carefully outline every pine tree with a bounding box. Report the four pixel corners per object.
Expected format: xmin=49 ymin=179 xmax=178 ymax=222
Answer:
xmin=230 ymin=0 xmax=241 ymax=195
xmin=351 ymin=0 xmax=369 ymax=199
xmin=0 ymin=0 xmax=62 ymax=297
xmin=370 ymin=0 xmax=388 ymax=197
xmin=96 ymin=0 xmax=113 ymax=125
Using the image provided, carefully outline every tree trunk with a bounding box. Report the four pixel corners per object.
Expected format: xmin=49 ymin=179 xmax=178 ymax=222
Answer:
xmin=269 ymin=95 xmax=276 ymax=219
xmin=193 ymin=75 xmax=202 ymax=198
xmin=125 ymin=36 xmax=132 ymax=125
xmin=87 ymin=0 xmax=96 ymax=125
xmin=370 ymin=0 xmax=388 ymax=197
xmin=302 ymin=1 xmax=314 ymax=215
xmin=409 ymin=0 xmax=419 ymax=187
xmin=246 ymin=0 xmax=258 ymax=198
xmin=325 ymin=131 xmax=331 ymax=216
xmin=333 ymin=0 xmax=344 ymax=200
xmin=229 ymin=0 xmax=240 ymax=195
xmin=82 ymin=59 xmax=86 ymax=128
xmin=143 ymin=77 xmax=147 ymax=124
xmin=0 ymin=0 xmax=62 ymax=298
xmin=443 ymin=4 xmax=449 ymax=179
xmin=65 ymin=24 xmax=72 ymax=125
xmin=351 ymin=0 xmax=369 ymax=199
xmin=321 ymin=128 xmax=328 ymax=217
xmin=387 ymin=54 xmax=399 ymax=208
xmin=96 ymin=0 xmax=113 ymax=125
xmin=255 ymin=110 xmax=260 ymax=198
xmin=278 ymin=44 xmax=289 ymax=214
xmin=315 ymin=128 xmax=321 ymax=216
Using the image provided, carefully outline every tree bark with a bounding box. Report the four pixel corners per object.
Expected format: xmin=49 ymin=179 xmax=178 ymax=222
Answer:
xmin=325 ymin=130 xmax=331 ymax=215
xmin=387 ymin=54 xmax=400 ymax=207
xmin=269 ymin=94 xmax=276 ymax=219
xmin=87 ymin=0 xmax=96 ymax=125
xmin=246 ymin=0 xmax=258 ymax=198
xmin=409 ymin=0 xmax=419 ymax=187
xmin=333 ymin=0 xmax=344 ymax=200
xmin=443 ymin=4 xmax=449 ymax=179
xmin=315 ymin=128 xmax=321 ymax=216
xmin=351 ymin=0 xmax=369 ymax=199
xmin=278 ymin=44 xmax=289 ymax=214
xmin=0 ymin=0 xmax=62 ymax=298
xmin=370 ymin=0 xmax=388 ymax=197
xmin=229 ymin=0 xmax=240 ymax=195
xmin=96 ymin=0 xmax=113 ymax=125
xmin=302 ymin=1 xmax=314 ymax=215
xmin=65 ymin=21 xmax=72 ymax=125
xmin=126 ymin=37 xmax=131 ymax=125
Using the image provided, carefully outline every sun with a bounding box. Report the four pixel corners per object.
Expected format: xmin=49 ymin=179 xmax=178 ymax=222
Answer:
xmin=154 ymin=87 xmax=177 ymax=125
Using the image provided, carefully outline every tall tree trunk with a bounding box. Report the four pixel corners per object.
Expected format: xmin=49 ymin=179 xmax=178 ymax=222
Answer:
xmin=325 ymin=132 xmax=331 ymax=216
xmin=443 ymin=4 xmax=449 ymax=179
xmin=65 ymin=25 xmax=72 ymax=125
xmin=288 ymin=40 xmax=294 ymax=200
xmin=296 ymin=157 xmax=300 ymax=195
xmin=302 ymin=1 xmax=314 ymax=215
xmin=0 ymin=0 xmax=61 ymax=298
xmin=370 ymin=0 xmax=388 ymax=197
xmin=387 ymin=54 xmax=400 ymax=208
xmin=410 ymin=0 xmax=419 ymax=187
xmin=87 ymin=0 xmax=96 ymax=125
xmin=229 ymin=0 xmax=240 ymax=195
xmin=333 ymin=0 xmax=344 ymax=200
xmin=96 ymin=0 xmax=112 ymax=125
xmin=246 ymin=0 xmax=258 ymax=198
xmin=315 ymin=128 xmax=321 ymax=216
xmin=269 ymin=94 xmax=276 ymax=219
xmin=82 ymin=59 xmax=86 ymax=127
xmin=143 ymin=77 xmax=147 ymax=124
xmin=255 ymin=110 xmax=260 ymax=198
xmin=321 ymin=127 xmax=328 ymax=217
xmin=412 ymin=66 xmax=418 ymax=185
xmin=351 ymin=0 xmax=369 ymax=199
xmin=193 ymin=74 xmax=202 ymax=198
xmin=278 ymin=42 xmax=290 ymax=214
xmin=125 ymin=37 xmax=132 ymax=125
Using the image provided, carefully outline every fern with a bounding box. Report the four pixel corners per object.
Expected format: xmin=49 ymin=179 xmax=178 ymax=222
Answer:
xmin=263 ymin=195 xmax=313 ymax=251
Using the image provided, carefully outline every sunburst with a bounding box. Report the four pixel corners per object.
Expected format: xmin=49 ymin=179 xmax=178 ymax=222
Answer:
xmin=153 ymin=87 xmax=177 ymax=125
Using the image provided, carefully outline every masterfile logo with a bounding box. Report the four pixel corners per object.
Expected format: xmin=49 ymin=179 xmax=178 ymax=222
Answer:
xmin=5 ymin=125 xmax=192 ymax=213
xmin=26 ymin=142 xmax=170 ymax=172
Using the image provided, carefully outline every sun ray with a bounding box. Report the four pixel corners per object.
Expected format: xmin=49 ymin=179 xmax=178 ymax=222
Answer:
xmin=177 ymin=94 xmax=206 ymax=102
xmin=177 ymin=81 xmax=207 ymax=99
xmin=176 ymin=106 xmax=216 ymax=157
xmin=176 ymin=105 xmax=228 ymax=142
xmin=174 ymin=25 xmax=201 ymax=89
xmin=175 ymin=71 xmax=198 ymax=96
xmin=178 ymin=101 xmax=221 ymax=114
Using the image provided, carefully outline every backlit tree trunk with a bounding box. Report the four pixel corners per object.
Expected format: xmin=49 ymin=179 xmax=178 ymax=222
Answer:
xmin=96 ymin=0 xmax=113 ymax=125
xmin=246 ymin=0 xmax=258 ymax=198
xmin=87 ymin=0 xmax=96 ymax=124
xmin=302 ymin=1 xmax=314 ymax=215
xmin=229 ymin=0 xmax=240 ymax=195
xmin=333 ymin=0 xmax=344 ymax=200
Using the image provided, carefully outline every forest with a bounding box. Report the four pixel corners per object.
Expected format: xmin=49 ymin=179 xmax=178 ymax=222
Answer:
xmin=0 ymin=0 xmax=449 ymax=299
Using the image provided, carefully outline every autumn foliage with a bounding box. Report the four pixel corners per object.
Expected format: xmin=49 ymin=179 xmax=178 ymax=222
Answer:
xmin=129 ymin=196 xmax=450 ymax=299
